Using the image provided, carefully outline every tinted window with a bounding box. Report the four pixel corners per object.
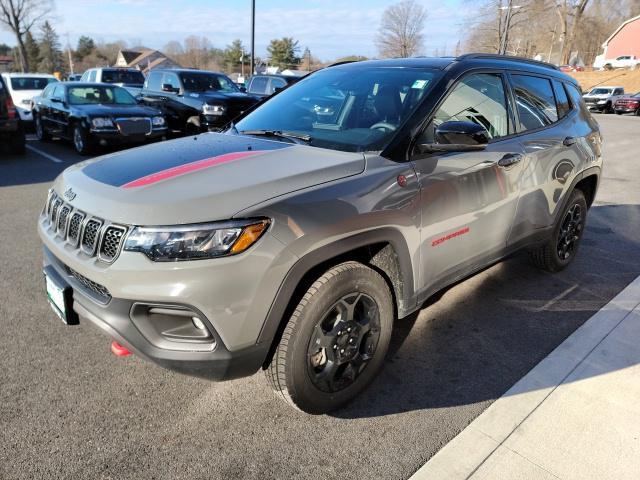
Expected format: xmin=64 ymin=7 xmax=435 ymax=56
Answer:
xmin=565 ymin=83 xmax=585 ymax=111
xmin=41 ymin=84 xmax=55 ymax=98
xmin=432 ymin=73 xmax=509 ymax=140
xmin=268 ymin=77 xmax=287 ymax=94
xmin=511 ymin=75 xmax=558 ymax=130
xmin=88 ymin=70 xmax=97 ymax=82
xmin=146 ymin=71 xmax=163 ymax=91
xmin=101 ymin=69 xmax=145 ymax=86
xmin=162 ymin=72 xmax=180 ymax=91
xmin=248 ymin=76 xmax=268 ymax=94
xmin=552 ymin=80 xmax=571 ymax=119
xmin=236 ymin=67 xmax=441 ymax=153
xmin=51 ymin=85 xmax=64 ymax=99
xmin=68 ymin=86 xmax=136 ymax=105
xmin=614 ymin=88 xmax=624 ymax=95
xmin=10 ymin=77 xmax=57 ymax=90
xmin=179 ymin=72 xmax=238 ymax=93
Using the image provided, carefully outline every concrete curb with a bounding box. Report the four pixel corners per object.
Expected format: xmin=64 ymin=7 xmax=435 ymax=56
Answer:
xmin=410 ymin=275 xmax=640 ymax=480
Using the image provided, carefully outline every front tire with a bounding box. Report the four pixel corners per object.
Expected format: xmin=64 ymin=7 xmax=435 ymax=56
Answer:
xmin=530 ymin=189 xmax=588 ymax=272
xmin=265 ymin=261 xmax=394 ymax=414
xmin=72 ymin=124 xmax=94 ymax=155
xmin=34 ymin=113 xmax=51 ymax=141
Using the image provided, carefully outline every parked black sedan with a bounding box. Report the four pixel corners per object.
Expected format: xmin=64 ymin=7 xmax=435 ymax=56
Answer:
xmin=32 ymin=82 xmax=167 ymax=155
xmin=138 ymin=69 xmax=261 ymax=135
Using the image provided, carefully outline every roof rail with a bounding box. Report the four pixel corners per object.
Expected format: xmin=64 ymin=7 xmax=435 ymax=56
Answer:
xmin=456 ymin=53 xmax=559 ymax=71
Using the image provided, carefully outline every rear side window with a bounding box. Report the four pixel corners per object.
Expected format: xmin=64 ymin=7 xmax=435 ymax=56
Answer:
xmin=88 ymin=70 xmax=97 ymax=82
xmin=552 ymin=80 xmax=571 ymax=119
xmin=511 ymin=74 xmax=558 ymax=130
xmin=564 ymin=83 xmax=585 ymax=111
xmin=146 ymin=71 xmax=163 ymax=91
xmin=268 ymin=77 xmax=287 ymax=94
xmin=432 ymin=73 xmax=509 ymax=140
xmin=614 ymin=88 xmax=624 ymax=95
xmin=248 ymin=76 xmax=268 ymax=94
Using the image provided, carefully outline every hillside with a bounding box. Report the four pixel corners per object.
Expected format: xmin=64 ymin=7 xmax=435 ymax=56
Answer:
xmin=569 ymin=69 xmax=640 ymax=93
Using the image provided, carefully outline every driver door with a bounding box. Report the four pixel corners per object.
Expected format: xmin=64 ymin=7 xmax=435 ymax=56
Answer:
xmin=410 ymin=72 xmax=526 ymax=291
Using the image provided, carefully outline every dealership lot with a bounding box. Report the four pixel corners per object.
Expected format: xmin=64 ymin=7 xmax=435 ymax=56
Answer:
xmin=1 ymin=115 xmax=639 ymax=479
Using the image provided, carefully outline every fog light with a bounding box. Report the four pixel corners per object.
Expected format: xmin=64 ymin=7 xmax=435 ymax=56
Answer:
xmin=192 ymin=316 xmax=206 ymax=330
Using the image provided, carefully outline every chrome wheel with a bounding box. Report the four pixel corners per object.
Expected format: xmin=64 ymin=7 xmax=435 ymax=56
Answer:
xmin=557 ymin=203 xmax=583 ymax=261
xmin=35 ymin=115 xmax=43 ymax=139
xmin=73 ymin=127 xmax=84 ymax=153
xmin=307 ymin=292 xmax=381 ymax=393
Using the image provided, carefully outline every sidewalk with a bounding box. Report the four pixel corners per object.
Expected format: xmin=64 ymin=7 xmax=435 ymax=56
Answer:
xmin=411 ymin=275 xmax=640 ymax=480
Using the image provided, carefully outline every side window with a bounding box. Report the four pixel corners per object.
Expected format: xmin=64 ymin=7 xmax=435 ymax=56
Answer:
xmin=431 ymin=73 xmax=509 ymax=140
xmin=41 ymin=84 xmax=53 ymax=98
xmin=80 ymin=71 xmax=89 ymax=82
xmin=88 ymin=70 xmax=97 ymax=82
xmin=552 ymin=80 xmax=571 ymax=119
xmin=162 ymin=72 xmax=181 ymax=91
xmin=146 ymin=71 xmax=163 ymax=91
xmin=614 ymin=88 xmax=624 ymax=95
xmin=564 ymin=83 xmax=585 ymax=111
xmin=51 ymin=85 xmax=64 ymax=100
xmin=511 ymin=74 xmax=558 ymax=131
xmin=248 ymin=76 xmax=268 ymax=94
xmin=268 ymin=77 xmax=287 ymax=94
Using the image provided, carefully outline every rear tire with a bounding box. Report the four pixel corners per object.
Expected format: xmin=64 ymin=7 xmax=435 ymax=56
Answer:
xmin=265 ymin=261 xmax=394 ymax=414
xmin=530 ymin=189 xmax=588 ymax=272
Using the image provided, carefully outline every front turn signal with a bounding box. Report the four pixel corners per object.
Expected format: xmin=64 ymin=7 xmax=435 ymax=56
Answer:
xmin=230 ymin=221 xmax=270 ymax=254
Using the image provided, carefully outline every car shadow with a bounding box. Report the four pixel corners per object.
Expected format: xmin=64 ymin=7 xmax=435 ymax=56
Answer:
xmin=334 ymin=203 xmax=640 ymax=419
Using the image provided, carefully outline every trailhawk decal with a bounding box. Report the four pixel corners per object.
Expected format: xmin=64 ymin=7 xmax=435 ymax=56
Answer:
xmin=122 ymin=150 xmax=267 ymax=188
xmin=81 ymin=133 xmax=293 ymax=187
xmin=432 ymin=227 xmax=470 ymax=247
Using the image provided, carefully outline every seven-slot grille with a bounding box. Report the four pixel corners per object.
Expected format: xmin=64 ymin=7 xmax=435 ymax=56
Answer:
xmin=43 ymin=190 xmax=127 ymax=263
xmin=116 ymin=117 xmax=151 ymax=136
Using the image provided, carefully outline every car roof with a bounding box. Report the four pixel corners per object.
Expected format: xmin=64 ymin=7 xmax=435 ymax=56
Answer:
xmin=59 ymin=82 xmax=127 ymax=88
xmin=328 ymin=54 xmax=578 ymax=85
xmin=151 ymin=68 xmax=226 ymax=76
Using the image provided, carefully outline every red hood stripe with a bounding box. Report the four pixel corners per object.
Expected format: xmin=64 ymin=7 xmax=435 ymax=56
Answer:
xmin=121 ymin=150 xmax=267 ymax=189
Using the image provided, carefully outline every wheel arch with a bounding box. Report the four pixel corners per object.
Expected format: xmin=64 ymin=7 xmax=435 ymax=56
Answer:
xmin=257 ymin=228 xmax=417 ymax=368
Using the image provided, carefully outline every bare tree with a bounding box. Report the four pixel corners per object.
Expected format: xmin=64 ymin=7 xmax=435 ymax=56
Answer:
xmin=554 ymin=0 xmax=591 ymax=64
xmin=376 ymin=0 xmax=427 ymax=58
xmin=0 ymin=0 xmax=52 ymax=72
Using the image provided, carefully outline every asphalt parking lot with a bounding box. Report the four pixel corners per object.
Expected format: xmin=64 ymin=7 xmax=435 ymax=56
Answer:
xmin=1 ymin=115 xmax=639 ymax=480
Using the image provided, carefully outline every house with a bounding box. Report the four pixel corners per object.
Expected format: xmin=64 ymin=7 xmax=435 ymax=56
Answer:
xmin=0 ymin=55 xmax=12 ymax=73
xmin=595 ymin=15 xmax=640 ymax=66
xmin=115 ymin=48 xmax=180 ymax=74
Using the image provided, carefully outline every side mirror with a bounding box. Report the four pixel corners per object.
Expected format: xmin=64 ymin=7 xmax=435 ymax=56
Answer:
xmin=161 ymin=83 xmax=179 ymax=94
xmin=419 ymin=121 xmax=489 ymax=153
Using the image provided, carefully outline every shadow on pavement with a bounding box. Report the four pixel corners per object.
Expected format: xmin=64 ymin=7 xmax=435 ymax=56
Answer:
xmin=335 ymin=203 xmax=640 ymax=419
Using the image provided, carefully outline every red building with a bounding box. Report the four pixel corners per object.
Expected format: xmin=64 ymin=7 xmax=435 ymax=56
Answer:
xmin=601 ymin=15 xmax=640 ymax=60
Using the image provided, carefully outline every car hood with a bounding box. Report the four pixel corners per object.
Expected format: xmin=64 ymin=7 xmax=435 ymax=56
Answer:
xmin=70 ymin=103 xmax=161 ymax=117
xmin=54 ymin=133 xmax=365 ymax=225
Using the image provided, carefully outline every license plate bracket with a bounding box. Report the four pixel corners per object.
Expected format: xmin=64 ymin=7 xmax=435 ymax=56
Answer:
xmin=43 ymin=266 xmax=79 ymax=325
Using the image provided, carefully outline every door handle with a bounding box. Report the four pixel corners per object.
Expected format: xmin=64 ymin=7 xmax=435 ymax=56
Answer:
xmin=498 ymin=153 xmax=524 ymax=167
xmin=563 ymin=136 xmax=577 ymax=146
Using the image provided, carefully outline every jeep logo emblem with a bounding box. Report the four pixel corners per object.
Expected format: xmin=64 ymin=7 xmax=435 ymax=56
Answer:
xmin=63 ymin=188 xmax=76 ymax=201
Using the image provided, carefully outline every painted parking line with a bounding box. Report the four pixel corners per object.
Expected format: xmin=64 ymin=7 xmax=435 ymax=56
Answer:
xmin=25 ymin=143 xmax=64 ymax=164
xmin=411 ymin=273 xmax=640 ymax=480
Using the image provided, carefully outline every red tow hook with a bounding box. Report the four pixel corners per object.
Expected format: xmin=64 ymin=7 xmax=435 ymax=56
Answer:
xmin=111 ymin=341 xmax=132 ymax=357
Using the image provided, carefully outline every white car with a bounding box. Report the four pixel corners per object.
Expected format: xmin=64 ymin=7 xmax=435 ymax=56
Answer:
xmin=1 ymin=73 xmax=58 ymax=125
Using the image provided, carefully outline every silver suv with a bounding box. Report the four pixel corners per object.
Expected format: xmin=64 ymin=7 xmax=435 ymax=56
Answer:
xmin=39 ymin=55 xmax=602 ymax=414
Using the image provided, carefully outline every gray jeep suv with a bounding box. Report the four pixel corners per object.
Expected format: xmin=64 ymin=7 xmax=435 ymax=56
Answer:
xmin=39 ymin=55 xmax=602 ymax=414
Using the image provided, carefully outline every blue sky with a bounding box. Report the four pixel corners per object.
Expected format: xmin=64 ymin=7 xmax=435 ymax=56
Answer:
xmin=0 ymin=0 xmax=470 ymax=60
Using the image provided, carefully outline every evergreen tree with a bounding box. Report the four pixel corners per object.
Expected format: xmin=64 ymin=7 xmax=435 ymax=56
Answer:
xmin=266 ymin=37 xmax=300 ymax=70
xmin=37 ymin=21 xmax=63 ymax=74
xmin=223 ymin=39 xmax=245 ymax=72
xmin=24 ymin=31 xmax=40 ymax=72
xmin=76 ymin=35 xmax=95 ymax=60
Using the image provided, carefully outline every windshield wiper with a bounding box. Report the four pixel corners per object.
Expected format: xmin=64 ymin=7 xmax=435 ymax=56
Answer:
xmin=239 ymin=129 xmax=312 ymax=144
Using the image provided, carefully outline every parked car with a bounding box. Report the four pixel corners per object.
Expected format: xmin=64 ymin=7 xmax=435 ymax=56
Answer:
xmin=601 ymin=55 xmax=640 ymax=70
xmin=245 ymin=74 xmax=300 ymax=97
xmin=67 ymin=74 xmax=83 ymax=82
xmin=32 ymin=82 xmax=167 ymax=155
xmin=0 ymin=74 xmax=25 ymax=154
xmin=80 ymin=68 xmax=146 ymax=96
xmin=138 ymin=68 xmax=261 ymax=135
xmin=582 ymin=86 xmax=625 ymax=113
xmin=1 ymin=73 xmax=58 ymax=127
xmin=614 ymin=92 xmax=640 ymax=115
xmin=558 ymin=65 xmax=584 ymax=72
xmin=38 ymin=54 xmax=602 ymax=414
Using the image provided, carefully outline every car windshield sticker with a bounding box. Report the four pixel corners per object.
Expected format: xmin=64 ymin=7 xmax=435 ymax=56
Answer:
xmin=411 ymin=79 xmax=429 ymax=89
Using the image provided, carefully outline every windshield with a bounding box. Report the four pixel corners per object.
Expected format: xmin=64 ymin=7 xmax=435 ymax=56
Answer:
xmin=180 ymin=72 xmax=239 ymax=93
xmin=234 ymin=66 xmax=440 ymax=153
xmin=101 ymin=70 xmax=145 ymax=86
xmin=68 ymin=86 xmax=137 ymax=105
xmin=10 ymin=77 xmax=57 ymax=90
xmin=588 ymin=88 xmax=613 ymax=95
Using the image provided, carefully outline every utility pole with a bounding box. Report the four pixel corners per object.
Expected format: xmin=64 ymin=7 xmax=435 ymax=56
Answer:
xmin=498 ymin=2 xmax=521 ymax=55
xmin=66 ymin=33 xmax=74 ymax=75
xmin=250 ymin=0 xmax=255 ymax=75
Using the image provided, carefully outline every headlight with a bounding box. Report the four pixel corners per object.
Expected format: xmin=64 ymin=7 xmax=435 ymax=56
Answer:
xmin=152 ymin=116 xmax=165 ymax=126
xmin=21 ymin=99 xmax=31 ymax=106
xmin=202 ymin=104 xmax=226 ymax=116
xmin=597 ymin=100 xmax=607 ymax=104
xmin=123 ymin=219 xmax=270 ymax=261
xmin=91 ymin=117 xmax=114 ymax=128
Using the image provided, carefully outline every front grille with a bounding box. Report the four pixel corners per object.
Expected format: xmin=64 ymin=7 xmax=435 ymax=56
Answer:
xmin=68 ymin=267 xmax=111 ymax=302
xmin=99 ymin=226 xmax=126 ymax=262
xmin=42 ymin=191 xmax=127 ymax=263
xmin=116 ymin=117 xmax=151 ymax=136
